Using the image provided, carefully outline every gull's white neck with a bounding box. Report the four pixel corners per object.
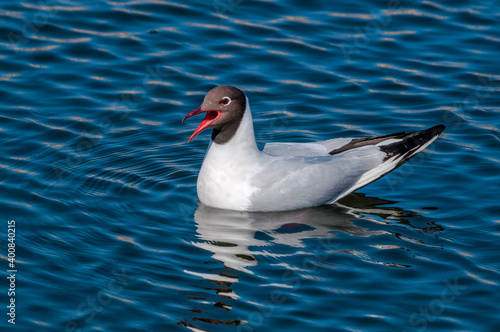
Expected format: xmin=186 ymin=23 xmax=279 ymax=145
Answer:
xmin=197 ymin=98 xmax=262 ymax=210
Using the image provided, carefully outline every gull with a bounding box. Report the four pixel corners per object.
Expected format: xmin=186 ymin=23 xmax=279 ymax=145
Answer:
xmin=183 ymin=86 xmax=445 ymax=211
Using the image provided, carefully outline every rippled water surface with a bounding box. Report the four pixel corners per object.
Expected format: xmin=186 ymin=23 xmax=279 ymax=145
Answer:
xmin=1 ymin=0 xmax=500 ymax=331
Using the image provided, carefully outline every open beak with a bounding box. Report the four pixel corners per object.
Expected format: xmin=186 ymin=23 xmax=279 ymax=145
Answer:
xmin=183 ymin=107 xmax=221 ymax=142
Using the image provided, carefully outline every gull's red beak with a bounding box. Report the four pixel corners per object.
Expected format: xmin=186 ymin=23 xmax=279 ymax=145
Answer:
xmin=183 ymin=107 xmax=221 ymax=142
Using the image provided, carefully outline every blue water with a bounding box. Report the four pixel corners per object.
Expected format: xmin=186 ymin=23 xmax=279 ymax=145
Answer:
xmin=1 ymin=0 xmax=499 ymax=331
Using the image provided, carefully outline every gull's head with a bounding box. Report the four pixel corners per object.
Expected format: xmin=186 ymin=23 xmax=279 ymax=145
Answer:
xmin=183 ymin=85 xmax=246 ymax=143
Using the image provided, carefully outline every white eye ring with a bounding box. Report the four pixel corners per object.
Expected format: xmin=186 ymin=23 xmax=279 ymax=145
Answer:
xmin=221 ymin=96 xmax=231 ymax=106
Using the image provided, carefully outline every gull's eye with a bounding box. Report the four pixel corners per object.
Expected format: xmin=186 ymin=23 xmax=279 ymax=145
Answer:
xmin=221 ymin=96 xmax=231 ymax=105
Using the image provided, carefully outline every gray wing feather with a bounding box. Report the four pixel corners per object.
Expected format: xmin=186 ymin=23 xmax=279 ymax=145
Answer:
xmin=250 ymin=146 xmax=384 ymax=211
xmin=262 ymin=137 xmax=353 ymax=157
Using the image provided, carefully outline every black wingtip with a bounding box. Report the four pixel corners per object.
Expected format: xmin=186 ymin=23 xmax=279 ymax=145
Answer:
xmin=430 ymin=124 xmax=446 ymax=136
xmin=379 ymin=124 xmax=445 ymax=165
xmin=328 ymin=125 xmax=445 ymax=157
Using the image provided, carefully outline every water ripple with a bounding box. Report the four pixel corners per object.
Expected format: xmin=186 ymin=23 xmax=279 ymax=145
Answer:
xmin=1 ymin=0 xmax=499 ymax=331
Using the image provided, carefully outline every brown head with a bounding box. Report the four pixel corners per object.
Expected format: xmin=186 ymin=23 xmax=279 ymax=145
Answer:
xmin=183 ymin=86 xmax=246 ymax=144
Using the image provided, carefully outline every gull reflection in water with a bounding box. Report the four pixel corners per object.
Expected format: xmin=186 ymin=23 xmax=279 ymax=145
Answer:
xmin=188 ymin=193 xmax=426 ymax=273
xmin=181 ymin=193 xmax=440 ymax=330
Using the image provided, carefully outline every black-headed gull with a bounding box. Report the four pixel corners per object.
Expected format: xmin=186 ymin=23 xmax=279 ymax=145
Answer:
xmin=183 ymin=86 xmax=445 ymax=212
